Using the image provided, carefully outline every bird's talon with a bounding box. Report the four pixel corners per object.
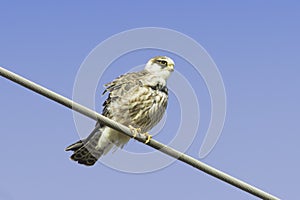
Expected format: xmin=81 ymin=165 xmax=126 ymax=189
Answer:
xmin=144 ymin=133 xmax=152 ymax=144
xmin=129 ymin=125 xmax=141 ymax=139
xmin=129 ymin=126 xmax=152 ymax=143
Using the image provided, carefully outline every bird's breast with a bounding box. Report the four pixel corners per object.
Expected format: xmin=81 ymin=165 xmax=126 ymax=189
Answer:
xmin=106 ymin=86 xmax=168 ymax=133
xmin=129 ymin=87 xmax=168 ymax=132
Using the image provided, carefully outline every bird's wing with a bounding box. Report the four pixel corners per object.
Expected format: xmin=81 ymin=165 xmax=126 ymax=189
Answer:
xmin=102 ymin=71 xmax=147 ymax=120
xmin=66 ymin=70 xmax=168 ymax=166
xmin=102 ymin=70 xmax=168 ymax=132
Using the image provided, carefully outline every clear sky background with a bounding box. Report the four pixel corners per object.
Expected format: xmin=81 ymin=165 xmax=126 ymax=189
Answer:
xmin=0 ymin=1 xmax=299 ymax=199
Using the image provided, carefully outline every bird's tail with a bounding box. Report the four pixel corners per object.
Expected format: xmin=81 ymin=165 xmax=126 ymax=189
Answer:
xmin=65 ymin=126 xmax=113 ymax=166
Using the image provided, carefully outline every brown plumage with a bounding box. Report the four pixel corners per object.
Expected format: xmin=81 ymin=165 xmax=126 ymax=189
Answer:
xmin=66 ymin=56 xmax=174 ymax=166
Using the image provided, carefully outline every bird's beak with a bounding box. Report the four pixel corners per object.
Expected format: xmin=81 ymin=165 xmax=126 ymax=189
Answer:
xmin=168 ymin=64 xmax=174 ymax=72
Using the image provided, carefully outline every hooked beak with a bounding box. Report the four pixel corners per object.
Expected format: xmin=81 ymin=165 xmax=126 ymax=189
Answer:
xmin=168 ymin=63 xmax=174 ymax=72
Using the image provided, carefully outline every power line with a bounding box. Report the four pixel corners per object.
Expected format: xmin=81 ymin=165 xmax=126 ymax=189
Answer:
xmin=0 ymin=66 xmax=279 ymax=200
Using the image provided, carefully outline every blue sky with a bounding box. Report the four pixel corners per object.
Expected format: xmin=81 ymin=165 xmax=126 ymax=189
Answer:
xmin=1 ymin=1 xmax=299 ymax=199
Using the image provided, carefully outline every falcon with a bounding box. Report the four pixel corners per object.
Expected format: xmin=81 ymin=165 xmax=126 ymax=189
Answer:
xmin=65 ymin=56 xmax=174 ymax=166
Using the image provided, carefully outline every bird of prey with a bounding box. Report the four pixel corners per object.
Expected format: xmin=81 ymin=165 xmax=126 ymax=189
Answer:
xmin=65 ymin=56 xmax=174 ymax=166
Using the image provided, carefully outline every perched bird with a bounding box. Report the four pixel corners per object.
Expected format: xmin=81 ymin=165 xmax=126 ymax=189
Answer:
xmin=65 ymin=56 xmax=174 ymax=166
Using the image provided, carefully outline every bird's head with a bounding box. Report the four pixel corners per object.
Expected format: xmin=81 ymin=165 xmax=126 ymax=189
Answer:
xmin=145 ymin=56 xmax=175 ymax=80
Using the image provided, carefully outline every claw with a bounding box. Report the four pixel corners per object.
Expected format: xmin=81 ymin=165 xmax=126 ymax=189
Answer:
xmin=144 ymin=132 xmax=152 ymax=144
xmin=129 ymin=125 xmax=141 ymax=139
xmin=129 ymin=126 xmax=152 ymax=143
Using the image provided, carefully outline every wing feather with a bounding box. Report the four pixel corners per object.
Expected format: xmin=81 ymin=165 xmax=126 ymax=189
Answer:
xmin=102 ymin=70 xmax=168 ymax=132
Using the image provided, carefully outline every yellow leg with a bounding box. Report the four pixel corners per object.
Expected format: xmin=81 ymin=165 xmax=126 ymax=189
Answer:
xmin=144 ymin=132 xmax=152 ymax=144
xmin=129 ymin=125 xmax=141 ymax=139
xmin=129 ymin=125 xmax=152 ymax=143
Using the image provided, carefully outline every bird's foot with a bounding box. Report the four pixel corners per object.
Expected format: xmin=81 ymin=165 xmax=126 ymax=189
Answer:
xmin=143 ymin=132 xmax=152 ymax=144
xmin=129 ymin=125 xmax=141 ymax=139
xmin=129 ymin=126 xmax=152 ymax=143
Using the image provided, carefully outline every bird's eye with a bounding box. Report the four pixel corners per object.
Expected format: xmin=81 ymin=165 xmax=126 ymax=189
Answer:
xmin=160 ymin=60 xmax=167 ymax=65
